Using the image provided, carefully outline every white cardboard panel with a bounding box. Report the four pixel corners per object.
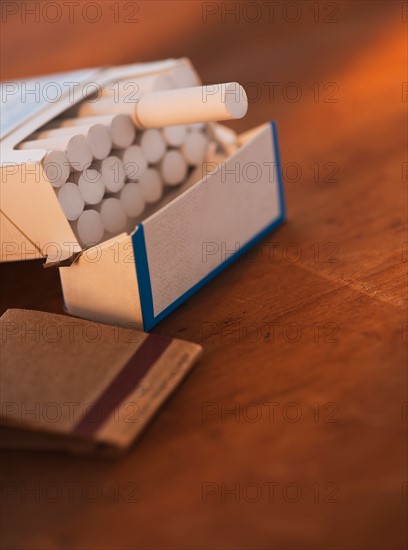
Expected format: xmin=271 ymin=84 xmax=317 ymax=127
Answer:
xmin=59 ymin=234 xmax=143 ymax=327
xmin=0 ymin=162 xmax=80 ymax=261
xmin=143 ymin=124 xmax=280 ymax=317
xmin=0 ymin=59 xmax=193 ymax=152
xmin=0 ymin=211 xmax=45 ymax=262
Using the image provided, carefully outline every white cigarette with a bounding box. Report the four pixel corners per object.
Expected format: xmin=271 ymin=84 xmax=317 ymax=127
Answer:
xmin=42 ymin=150 xmax=70 ymax=188
xmin=162 ymin=125 xmax=187 ymax=147
xmin=181 ymin=131 xmax=209 ymax=165
xmin=66 ymin=135 xmax=94 ymax=171
xmin=101 ymin=73 xmax=173 ymax=97
xmin=47 ymin=114 xmax=136 ymax=149
xmin=58 ymin=182 xmax=85 ymax=221
xmin=98 ymin=155 xmax=126 ymax=193
xmin=120 ymin=183 xmax=146 ymax=218
xmin=139 ymin=129 xmax=166 ymax=164
xmin=77 ymin=169 xmax=105 ymax=205
xmin=213 ymin=124 xmax=239 ymax=155
xmin=73 ymin=83 xmax=248 ymax=128
xmin=33 ymin=124 xmax=112 ymax=161
xmin=138 ymin=168 xmax=164 ymax=204
xmin=19 ymin=134 xmax=93 ymax=172
xmin=205 ymin=141 xmax=227 ymax=166
xmin=135 ymin=83 xmax=248 ymax=128
xmin=99 ymin=197 xmax=127 ymax=234
xmin=184 ymin=165 xmax=207 ymax=187
xmin=76 ymin=209 xmax=105 ymax=247
xmin=120 ymin=145 xmax=148 ymax=181
xmin=67 ymin=135 xmax=92 ymax=172
xmin=160 ymin=150 xmax=188 ymax=186
xmin=106 ymin=114 xmax=135 ymax=149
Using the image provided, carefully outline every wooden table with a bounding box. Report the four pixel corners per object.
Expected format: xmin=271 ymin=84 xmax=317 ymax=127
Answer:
xmin=1 ymin=2 xmax=406 ymax=548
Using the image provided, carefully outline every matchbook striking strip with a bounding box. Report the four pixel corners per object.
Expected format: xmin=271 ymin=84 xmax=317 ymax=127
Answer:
xmin=73 ymin=333 xmax=173 ymax=436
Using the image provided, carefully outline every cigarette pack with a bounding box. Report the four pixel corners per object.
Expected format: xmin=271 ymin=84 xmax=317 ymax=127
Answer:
xmin=0 ymin=59 xmax=285 ymax=330
xmin=0 ymin=309 xmax=202 ymax=456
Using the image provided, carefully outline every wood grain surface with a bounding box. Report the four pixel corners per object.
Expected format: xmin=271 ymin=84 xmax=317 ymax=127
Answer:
xmin=1 ymin=1 xmax=407 ymax=549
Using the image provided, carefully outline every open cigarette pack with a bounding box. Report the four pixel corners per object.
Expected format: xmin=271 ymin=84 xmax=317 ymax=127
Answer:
xmin=0 ymin=58 xmax=285 ymax=330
